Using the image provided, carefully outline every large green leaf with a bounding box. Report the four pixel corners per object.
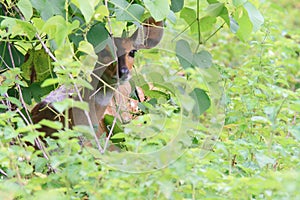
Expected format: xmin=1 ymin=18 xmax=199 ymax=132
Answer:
xmin=180 ymin=7 xmax=197 ymax=33
xmin=232 ymin=0 xmax=247 ymax=7
xmin=193 ymin=50 xmax=212 ymax=69
xmin=144 ymin=0 xmax=170 ymax=21
xmin=1 ymin=18 xmax=35 ymax=39
xmin=87 ymin=23 xmax=109 ymax=53
xmin=175 ymin=39 xmax=193 ymax=69
xmin=20 ymin=49 xmax=53 ymax=83
xmin=235 ymin=8 xmax=253 ymax=41
xmin=73 ymin=0 xmax=96 ymax=23
xmin=170 ymin=0 xmax=184 ymax=13
xmin=206 ymin=3 xmax=225 ymax=17
xmin=115 ymin=4 xmax=145 ymax=21
xmin=17 ymin=0 xmax=33 ymax=21
xmin=30 ymin=0 xmax=65 ymax=20
xmin=200 ymin=16 xmax=217 ymax=33
xmin=243 ymin=2 xmax=264 ymax=32
xmin=205 ymin=3 xmax=229 ymax=25
xmin=42 ymin=15 xmax=79 ymax=49
xmin=110 ymin=0 xmax=128 ymax=8
xmin=189 ymin=88 xmax=211 ymax=116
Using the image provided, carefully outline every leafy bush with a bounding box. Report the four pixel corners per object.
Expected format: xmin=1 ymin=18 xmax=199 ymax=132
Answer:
xmin=0 ymin=0 xmax=299 ymax=199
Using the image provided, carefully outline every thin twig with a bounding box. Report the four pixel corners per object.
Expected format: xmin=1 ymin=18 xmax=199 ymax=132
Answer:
xmin=171 ymin=19 xmax=197 ymax=42
xmin=102 ymin=100 xmax=122 ymax=153
xmin=0 ymin=168 xmax=8 ymax=177
xmin=204 ymin=22 xmax=226 ymax=44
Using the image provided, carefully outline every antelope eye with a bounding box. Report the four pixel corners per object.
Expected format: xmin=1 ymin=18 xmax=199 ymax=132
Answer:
xmin=129 ymin=50 xmax=137 ymax=58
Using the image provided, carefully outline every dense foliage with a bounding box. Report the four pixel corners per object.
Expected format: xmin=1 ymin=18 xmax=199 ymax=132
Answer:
xmin=0 ymin=0 xmax=299 ymax=199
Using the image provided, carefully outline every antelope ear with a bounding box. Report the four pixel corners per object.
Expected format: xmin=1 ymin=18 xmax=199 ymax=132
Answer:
xmin=131 ymin=17 xmax=164 ymax=50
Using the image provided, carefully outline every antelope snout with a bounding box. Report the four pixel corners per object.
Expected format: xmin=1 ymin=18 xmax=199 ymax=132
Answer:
xmin=119 ymin=66 xmax=130 ymax=81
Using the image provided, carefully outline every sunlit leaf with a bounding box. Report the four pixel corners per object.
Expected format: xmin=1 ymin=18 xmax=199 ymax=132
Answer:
xmin=17 ymin=0 xmax=33 ymax=21
xmin=30 ymin=0 xmax=65 ymax=20
xmin=232 ymin=0 xmax=247 ymax=7
xmin=94 ymin=5 xmax=109 ymax=21
xmin=206 ymin=3 xmax=225 ymax=17
xmin=144 ymin=0 xmax=170 ymax=21
xmin=39 ymin=119 xmax=63 ymax=130
xmin=243 ymin=2 xmax=264 ymax=32
xmin=235 ymin=8 xmax=253 ymax=41
xmin=115 ymin=4 xmax=145 ymax=21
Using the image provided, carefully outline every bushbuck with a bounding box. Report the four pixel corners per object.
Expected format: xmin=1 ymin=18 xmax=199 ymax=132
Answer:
xmin=31 ymin=17 xmax=164 ymax=146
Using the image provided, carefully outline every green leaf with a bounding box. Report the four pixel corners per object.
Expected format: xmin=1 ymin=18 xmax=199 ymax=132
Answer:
xmin=20 ymin=49 xmax=53 ymax=83
xmin=144 ymin=90 xmax=169 ymax=100
xmin=235 ymin=8 xmax=253 ymax=41
xmin=255 ymin=153 xmax=275 ymax=168
xmin=52 ymin=99 xmax=74 ymax=113
xmin=180 ymin=7 xmax=197 ymax=33
xmin=72 ymin=0 xmax=97 ymax=23
xmin=144 ymin=0 xmax=170 ymax=21
xmin=251 ymin=116 xmax=269 ymax=123
xmin=200 ymin=16 xmax=217 ymax=33
xmin=17 ymin=0 xmax=33 ymax=21
xmin=31 ymin=17 xmax=45 ymax=32
xmin=87 ymin=23 xmax=109 ymax=53
xmin=190 ymin=88 xmax=211 ymax=116
xmin=42 ymin=15 xmax=78 ymax=48
xmin=206 ymin=3 xmax=225 ymax=17
xmin=110 ymin=0 xmax=129 ymax=8
xmin=78 ymin=41 xmax=95 ymax=54
xmin=103 ymin=114 xmax=124 ymax=134
xmin=115 ymin=4 xmax=145 ymax=21
xmin=75 ymin=78 xmax=93 ymax=90
xmin=41 ymin=78 xmax=59 ymax=87
xmin=289 ymin=126 xmax=300 ymax=141
xmin=175 ymin=39 xmax=193 ymax=69
xmin=7 ymin=97 xmax=22 ymax=108
xmin=264 ymin=106 xmax=279 ymax=124
xmin=232 ymin=0 xmax=247 ymax=7
xmin=290 ymin=101 xmax=300 ymax=112
xmin=72 ymin=100 xmax=89 ymax=111
xmin=243 ymin=2 xmax=264 ymax=32
xmin=94 ymin=5 xmax=109 ymax=21
xmin=193 ymin=50 xmax=213 ymax=69
xmin=33 ymin=49 xmax=53 ymax=82
xmin=180 ymin=7 xmax=196 ymax=24
xmin=39 ymin=119 xmax=63 ymax=130
xmin=207 ymin=0 xmax=219 ymax=3
xmin=205 ymin=3 xmax=229 ymax=25
xmin=111 ymin=132 xmax=126 ymax=139
xmin=170 ymin=0 xmax=184 ymax=13
xmin=30 ymin=0 xmax=65 ymax=20
xmin=1 ymin=18 xmax=35 ymax=39
xmin=180 ymin=7 xmax=198 ymax=33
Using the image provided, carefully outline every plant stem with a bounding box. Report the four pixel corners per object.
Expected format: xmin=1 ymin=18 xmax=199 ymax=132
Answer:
xmin=204 ymin=22 xmax=226 ymax=43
